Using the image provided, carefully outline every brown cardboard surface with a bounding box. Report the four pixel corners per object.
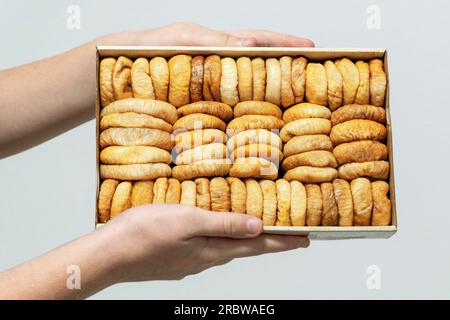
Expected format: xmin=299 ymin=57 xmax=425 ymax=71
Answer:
xmin=95 ymin=46 xmax=397 ymax=239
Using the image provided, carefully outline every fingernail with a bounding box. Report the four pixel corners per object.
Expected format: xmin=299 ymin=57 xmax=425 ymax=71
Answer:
xmin=294 ymin=237 xmax=310 ymax=248
xmin=301 ymin=237 xmax=310 ymax=248
xmin=246 ymin=218 xmax=262 ymax=235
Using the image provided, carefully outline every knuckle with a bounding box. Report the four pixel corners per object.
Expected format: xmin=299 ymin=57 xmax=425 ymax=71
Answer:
xmin=175 ymin=21 xmax=199 ymax=31
xmin=201 ymin=248 xmax=218 ymax=266
xmin=222 ymin=216 xmax=234 ymax=236
xmin=223 ymin=34 xmax=237 ymax=45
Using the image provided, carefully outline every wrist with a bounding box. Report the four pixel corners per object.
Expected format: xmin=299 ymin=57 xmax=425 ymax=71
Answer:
xmin=95 ymin=30 xmax=142 ymax=47
xmin=87 ymin=225 xmax=130 ymax=285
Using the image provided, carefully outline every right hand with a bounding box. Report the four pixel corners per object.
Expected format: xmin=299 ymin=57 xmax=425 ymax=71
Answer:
xmin=99 ymin=204 xmax=309 ymax=282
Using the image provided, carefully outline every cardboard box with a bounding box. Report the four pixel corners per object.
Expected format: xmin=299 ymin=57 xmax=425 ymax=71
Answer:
xmin=95 ymin=46 xmax=397 ymax=240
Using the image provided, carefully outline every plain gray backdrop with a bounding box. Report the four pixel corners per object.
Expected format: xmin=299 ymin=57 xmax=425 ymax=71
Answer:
xmin=1 ymin=0 xmax=449 ymax=299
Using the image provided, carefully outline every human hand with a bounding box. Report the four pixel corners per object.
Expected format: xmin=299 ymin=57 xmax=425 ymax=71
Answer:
xmin=103 ymin=22 xmax=314 ymax=47
xmin=0 ymin=21 xmax=314 ymax=159
xmin=100 ymin=204 xmax=309 ymax=282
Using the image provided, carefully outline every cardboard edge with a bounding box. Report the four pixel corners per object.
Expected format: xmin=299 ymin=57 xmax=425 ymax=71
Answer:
xmin=95 ymin=48 xmax=101 ymax=228
xmin=383 ymin=50 xmax=397 ymax=229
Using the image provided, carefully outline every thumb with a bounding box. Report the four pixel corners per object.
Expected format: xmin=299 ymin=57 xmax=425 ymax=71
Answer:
xmin=190 ymin=211 xmax=263 ymax=238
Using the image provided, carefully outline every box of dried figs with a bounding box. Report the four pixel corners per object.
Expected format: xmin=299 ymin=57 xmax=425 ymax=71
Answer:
xmin=95 ymin=46 xmax=396 ymax=240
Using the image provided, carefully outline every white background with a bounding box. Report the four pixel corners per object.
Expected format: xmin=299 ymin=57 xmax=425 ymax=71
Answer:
xmin=1 ymin=0 xmax=449 ymax=299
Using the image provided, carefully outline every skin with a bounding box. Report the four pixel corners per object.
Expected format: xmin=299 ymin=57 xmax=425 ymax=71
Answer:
xmin=0 ymin=22 xmax=314 ymax=299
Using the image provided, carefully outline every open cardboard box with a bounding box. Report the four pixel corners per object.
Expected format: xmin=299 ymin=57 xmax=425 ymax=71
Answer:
xmin=95 ymin=46 xmax=397 ymax=240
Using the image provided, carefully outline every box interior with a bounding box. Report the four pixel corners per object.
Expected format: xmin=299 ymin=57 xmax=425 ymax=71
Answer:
xmin=95 ymin=46 xmax=397 ymax=240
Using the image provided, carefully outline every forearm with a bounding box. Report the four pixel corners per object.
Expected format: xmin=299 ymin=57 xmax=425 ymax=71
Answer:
xmin=0 ymin=23 xmax=313 ymax=158
xmin=0 ymin=227 xmax=123 ymax=299
xmin=0 ymin=31 xmax=135 ymax=158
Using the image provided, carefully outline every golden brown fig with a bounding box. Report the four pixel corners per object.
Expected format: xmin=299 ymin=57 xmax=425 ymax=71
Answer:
xmin=195 ymin=178 xmax=211 ymax=210
xmin=110 ymin=181 xmax=132 ymax=218
xmin=330 ymin=119 xmax=386 ymax=146
xmin=282 ymin=150 xmax=337 ymax=170
xmin=338 ymin=161 xmax=389 ymax=180
xmin=229 ymin=157 xmax=278 ymax=180
xmin=280 ymin=56 xmax=295 ymax=108
xmin=245 ymin=179 xmax=263 ymax=219
xmin=320 ymin=182 xmax=338 ymax=226
xmin=166 ymin=178 xmax=181 ymax=204
xmin=227 ymin=129 xmax=282 ymax=151
xmin=305 ymin=184 xmax=322 ymax=226
xmin=172 ymin=159 xmax=232 ymax=181
xmin=280 ymin=118 xmax=331 ymax=142
xmin=236 ymin=57 xmax=253 ymax=101
xmin=168 ymin=55 xmax=192 ymax=107
xmin=174 ymin=129 xmax=226 ymax=152
xmin=335 ymin=58 xmax=359 ymax=105
xmin=291 ymin=57 xmax=307 ymax=103
xmin=100 ymin=163 xmax=171 ymax=180
xmin=177 ymin=101 xmax=233 ymax=122
xmin=210 ymin=177 xmax=230 ymax=212
xmin=153 ymin=178 xmax=168 ymax=204
xmin=227 ymin=177 xmax=247 ymax=213
xmin=371 ymin=180 xmax=391 ymax=226
xmin=112 ymin=56 xmax=133 ymax=100
xmin=99 ymin=58 xmax=116 ymax=108
xmin=251 ymin=57 xmax=266 ymax=101
xmin=283 ymin=134 xmax=333 ymax=158
xmin=284 ymin=166 xmax=337 ymax=183
xmin=173 ymin=114 xmax=226 ymax=132
xmin=100 ymin=98 xmax=178 ymax=125
xmin=175 ymin=143 xmax=228 ymax=165
xmin=98 ymin=179 xmax=119 ymax=223
xmin=220 ymin=57 xmax=239 ymax=106
xmin=227 ymin=115 xmax=284 ymax=136
xmin=100 ymin=146 xmax=171 ymax=165
xmin=282 ymin=103 xmax=331 ymax=123
xmin=305 ymin=63 xmax=327 ymax=106
xmin=290 ymin=180 xmax=307 ymax=226
xmin=324 ymin=60 xmax=343 ymax=110
xmin=355 ymin=61 xmax=370 ymax=104
xmin=351 ymin=178 xmax=373 ymax=226
xmin=265 ymin=58 xmax=281 ymax=105
xmin=149 ymin=57 xmax=169 ymax=101
xmin=180 ymin=180 xmax=196 ymax=206
xmin=99 ymin=128 xmax=174 ymax=151
xmin=369 ymin=59 xmax=387 ymax=107
xmin=190 ymin=56 xmax=204 ymax=102
xmin=333 ymin=140 xmax=387 ymax=165
xmin=330 ymin=104 xmax=386 ymax=126
xmin=260 ymin=179 xmax=277 ymax=226
xmin=131 ymin=57 xmax=155 ymax=99
xmin=100 ymin=112 xmax=172 ymax=133
xmin=234 ymin=101 xmax=282 ymax=119
xmin=275 ymin=179 xmax=291 ymax=226
xmin=333 ymin=179 xmax=353 ymax=226
xmin=131 ymin=180 xmax=154 ymax=207
xmin=203 ymin=55 xmax=222 ymax=101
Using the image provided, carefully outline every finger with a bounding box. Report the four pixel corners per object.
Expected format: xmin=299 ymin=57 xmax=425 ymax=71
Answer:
xmin=187 ymin=210 xmax=263 ymax=239
xmin=153 ymin=22 xmax=257 ymax=47
xmin=206 ymin=235 xmax=310 ymax=261
xmin=230 ymin=29 xmax=315 ymax=47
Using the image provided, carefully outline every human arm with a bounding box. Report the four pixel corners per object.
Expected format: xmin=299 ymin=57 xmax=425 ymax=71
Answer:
xmin=0 ymin=205 xmax=309 ymax=299
xmin=0 ymin=22 xmax=314 ymax=158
